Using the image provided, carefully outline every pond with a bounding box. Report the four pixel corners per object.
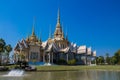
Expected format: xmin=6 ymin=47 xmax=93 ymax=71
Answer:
xmin=0 ymin=70 xmax=120 ymax=80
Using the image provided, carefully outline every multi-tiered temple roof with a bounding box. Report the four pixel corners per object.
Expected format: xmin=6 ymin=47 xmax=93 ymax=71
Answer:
xmin=14 ymin=9 xmax=96 ymax=65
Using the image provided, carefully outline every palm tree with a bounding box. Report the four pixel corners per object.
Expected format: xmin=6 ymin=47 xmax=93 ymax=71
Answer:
xmin=105 ymin=53 xmax=110 ymax=64
xmin=0 ymin=38 xmax=6 ymax=64
xmin=5 ymin=44 xmax=12 ymax=63
xmin=96 ymin=56 xmax=105 ymax=65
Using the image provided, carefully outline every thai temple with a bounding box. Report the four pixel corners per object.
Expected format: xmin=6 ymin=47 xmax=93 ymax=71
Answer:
xmin=14 ymin=9 xmax=96 ymax=65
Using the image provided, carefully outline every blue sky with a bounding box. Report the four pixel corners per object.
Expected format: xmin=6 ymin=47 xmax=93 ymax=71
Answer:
xmin=0 ymin=0 xmax=120 ymax=56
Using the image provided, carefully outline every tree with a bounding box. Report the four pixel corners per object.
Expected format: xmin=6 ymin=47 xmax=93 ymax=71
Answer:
xmin=5 ymin=44 xmax=12 ymax=63
xmin=105 ymin=53 xmax=110 ymax=65
xmin=96 ymin=56 xmax=104 ymax=65
xmin=114 ymin=50 xmax=120 ymax=64
xmin=0 ymin=38 xmax=12 ymax=65
xmin=0 ymin=38 xmax=6 ymax=64
xmin=110 ymin=56 xmax=117 ymax=65
xmin=57 ymin=59 xmax=67 ymax=65
xmin=96 ymin=49 xmax=120 ymax=65
xmin=0 ymin=38 xmax=6 ymax=52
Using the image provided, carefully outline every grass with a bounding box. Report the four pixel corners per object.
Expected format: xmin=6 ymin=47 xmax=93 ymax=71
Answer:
xmin=35 ymin=65 xmax=120 ymax=71
xmin=2 ymin=65 xmax=120 ymax=71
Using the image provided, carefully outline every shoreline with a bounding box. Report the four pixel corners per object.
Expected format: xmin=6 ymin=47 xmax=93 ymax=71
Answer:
xmin=35 ymin=65 xmax=120 ymax=71
xmin=1 ymin=65 xmax=120 ymax=72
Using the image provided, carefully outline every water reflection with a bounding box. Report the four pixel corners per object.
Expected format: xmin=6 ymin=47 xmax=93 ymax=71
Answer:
xmin=0 ymin=70 xmax=120 ymax=80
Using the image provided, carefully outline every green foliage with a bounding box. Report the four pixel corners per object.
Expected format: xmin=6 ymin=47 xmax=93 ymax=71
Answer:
xmin=108 ymin=50 xmax=120 ymax=65
xmin=105 ymin=53 xmax=111 ymax=64
xmin=67 ymin=59 xmax=76 ymax=65
xmin=110 ymin=56 xmax=117 ymax=65
xmin=35 ymin=65 xmax=120 ymax=71
xmin=97 ymin=50 xmax=120 ymax=65
xmin=0 ymin=38 xmax=12 ymax=65
xmin=0 ymin=38 xmax=6 ymax=52
xmin=57 ymin=59 xmax=67 ymax=65
xmin=16 ymin=60 xmax=28 ymax=69
xmin=96 ymin=56 xmax=105 ymax=65
xmin=0 ymin=39 xmax=12 ymax=53
xmin=5 ymin=44 xmax=12 ymax=53
xmin=114 ymin=50 xmax=120 ymax=64
xmin=18 ymin=53 xmax=26 ymax=62
xmin=91 ymin=59 xmax=96 ymax=64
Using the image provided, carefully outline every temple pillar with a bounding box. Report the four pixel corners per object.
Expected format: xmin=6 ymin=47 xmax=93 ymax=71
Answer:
xmin=66 ymin=53 xmax=68 ymax=62
xmin=85 ymin=55 xmax=87 ymax=65
xmin=29 ymin=52 xmax=31 ymax=61
xmin=38 ymin=52 xmax=40 ymax=62
xmin=20 ymin=50 xmax=22 ymax=61
xmin=49 ymin=53 xmax=50 ymax=63
xmin=43 ymin=51 xmax=45 ymax=62
xmin=52 ymin=52 xmax=53 ymax=63
xmin=0 ymin=53 xmax=2 ymax=64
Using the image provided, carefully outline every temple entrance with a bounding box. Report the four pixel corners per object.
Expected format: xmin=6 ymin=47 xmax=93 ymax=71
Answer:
xmin=30 ymin=52 xmax=39 ymax=62
xmin=45 ymin=53 xmax=50 ymax=63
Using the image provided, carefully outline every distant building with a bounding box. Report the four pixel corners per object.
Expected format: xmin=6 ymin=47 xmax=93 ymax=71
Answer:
xmin=14 ymin=9 xmax=96 ymax=65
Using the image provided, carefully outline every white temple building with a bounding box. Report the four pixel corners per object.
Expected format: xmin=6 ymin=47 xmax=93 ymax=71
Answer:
xmin=14 ymin=9 xmax=96 ymax=65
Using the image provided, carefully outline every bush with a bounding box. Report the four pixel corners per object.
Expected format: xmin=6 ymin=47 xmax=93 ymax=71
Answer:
xmin=91 ymin=60 xmax=96 ymax=64
xmin=67 ymin=59 xmax=76 ymax=65
xmin=57 ymin=59 xmax=67 ymax=65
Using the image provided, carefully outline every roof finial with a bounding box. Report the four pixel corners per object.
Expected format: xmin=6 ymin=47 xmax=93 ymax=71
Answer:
xmin=57 ymin=8 xmax=60 ymax=24
xmin=66 ymin=26 xmax=68 ymax=40
xmin=32 ymin=26 xmax=35 ymax=36
xmin=54 ymin=8 xmax=63 ymax=39
xmin=49 ymin=25 xmax=52 ymax=39
xmin=32 ymin=17 xmax=35 ymax=36
xmin=26 ymin=34 xmax=29 ymax=41
xmin=39 ymin=31 xmax=42 ymax=42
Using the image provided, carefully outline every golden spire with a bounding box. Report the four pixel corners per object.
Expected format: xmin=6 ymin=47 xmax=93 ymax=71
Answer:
xmin=57 ymin=8 xmax=60 ymax=24
xmin=62 ymin=32 xmax=64 ymax=39
xmin=32 ymin=17 xmax=36 ymax=36
xmin=29 ymin=17 xmax=38 ymax=42
xmin=39 ymin=31 xmax=42 ymax=42
xmin=62 ymin=24 xmax=64 ymax=39
xmin=26 ymin=34 xmax=29 ymax=41
xmin=54 ymin=8 xmax=63 ymax=39
xmin=32 ymin=26 xmax=35 ymax=36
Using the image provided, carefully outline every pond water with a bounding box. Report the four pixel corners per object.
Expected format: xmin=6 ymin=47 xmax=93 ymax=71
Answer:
xmin=0 ymin=70 xmax=120 ymax=80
